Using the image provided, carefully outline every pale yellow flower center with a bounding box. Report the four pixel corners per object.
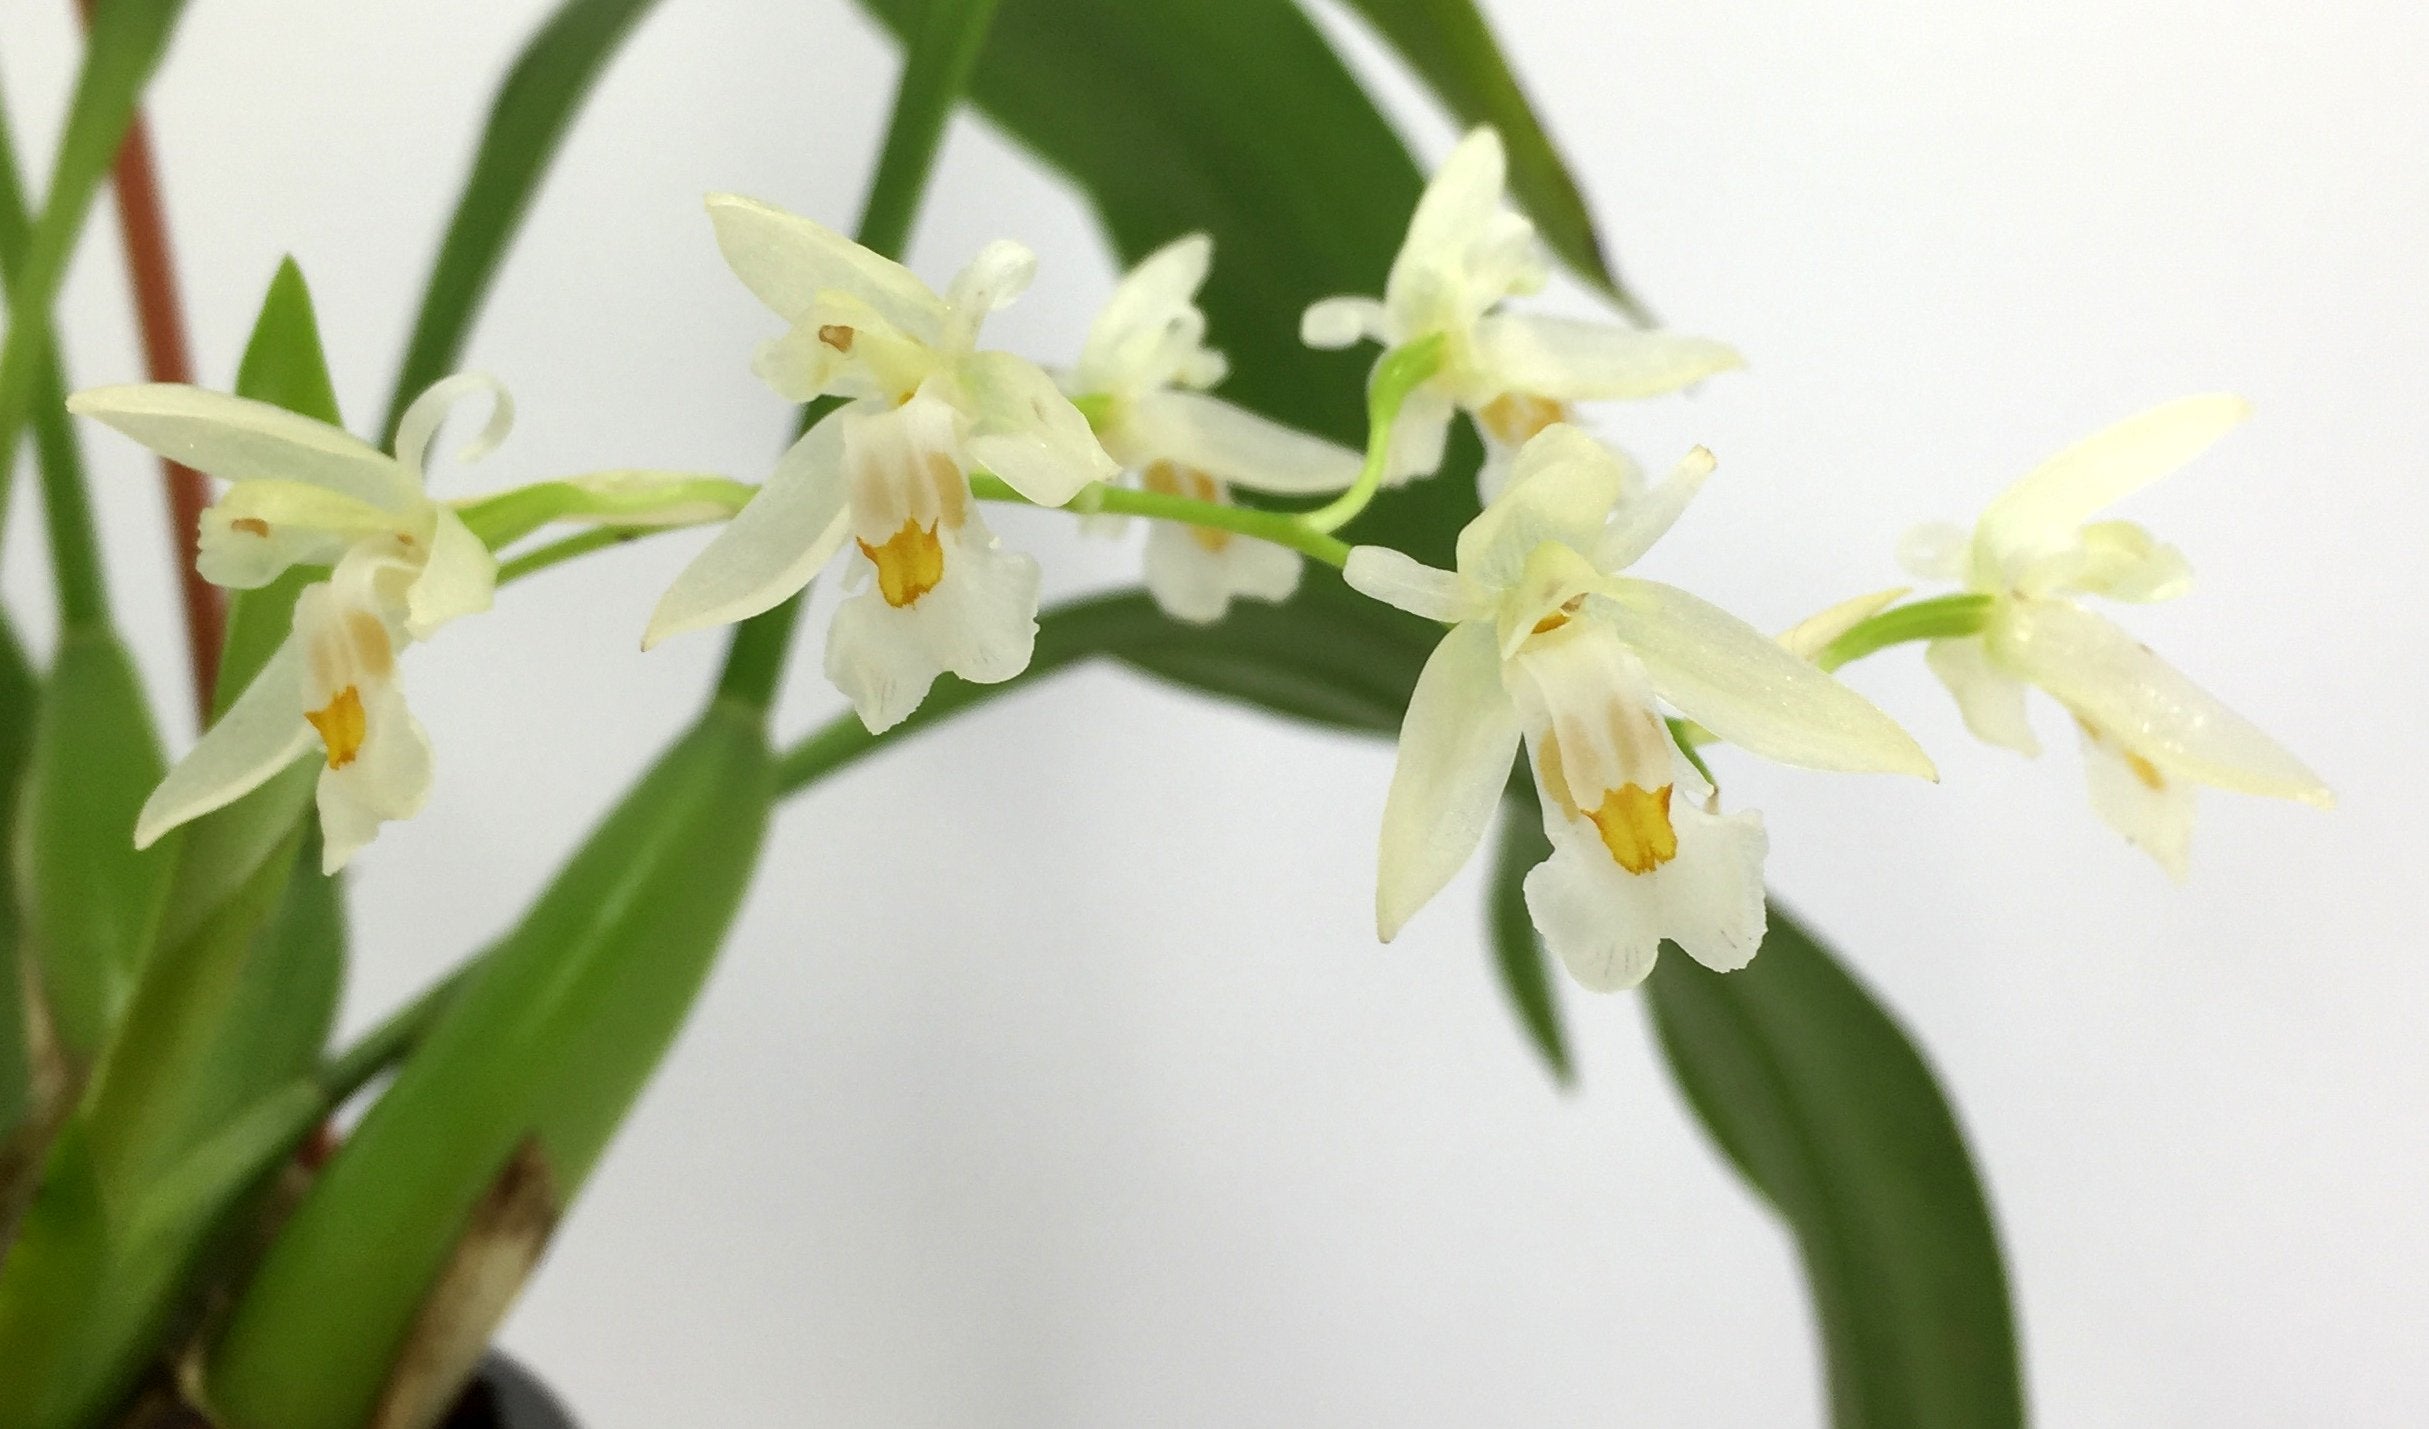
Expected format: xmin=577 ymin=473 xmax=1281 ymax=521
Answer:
xmin=1477 ymin=392 xmax=1570 ymax=447
xmin=306 ymin=685 xmax=368 ymax=770
xmin=1143 ymin=460 xmax=1231 ymax=553
xmin=860 ymin=520 xmax=947 ymax=607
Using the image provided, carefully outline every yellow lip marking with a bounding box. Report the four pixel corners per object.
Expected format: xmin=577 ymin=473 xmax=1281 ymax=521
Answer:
xmin=1143 ymin=460 xmax=1233 ymax=553
xmin=1477 ymin=392 xmax=1570 ymax=446
xmin=1589 ymin=783 xmax=1679 ymax=875
xmin=859 ymin=519 xmax=947 ymax=607
xmin=306 ymin=686 xmax=368 ymax=770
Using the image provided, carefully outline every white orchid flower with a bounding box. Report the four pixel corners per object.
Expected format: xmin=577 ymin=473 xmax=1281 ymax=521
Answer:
xmin=1346 ymin=425 xmax=1935 ymax=990
xmin=67 ymin=374 xmax=507 ymax=640
xmin=646 ymin=195 xmax=1118 ymax=732
xmin=1062 ymin=233 xmax=1361 ymax=624
xmin=131 ymin=540 xmax=435 ymax=872
xmin=1301 ymin=127 xmax=1741 ymax=501
xmin=1901 ymin=395 xmax=2331 ymax=875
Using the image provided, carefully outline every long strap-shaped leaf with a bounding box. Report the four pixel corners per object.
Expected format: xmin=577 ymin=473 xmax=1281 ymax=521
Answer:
xmin=377 ymin=0 xmax=667 ymax=444
xmin=1646 ymin=907 xmax=2026 ymax=1427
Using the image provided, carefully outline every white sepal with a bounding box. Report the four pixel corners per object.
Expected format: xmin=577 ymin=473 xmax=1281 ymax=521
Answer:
xmin=644 ymin=412 xmax=852 ymax=649
xmin=1374 ymin=621 xmax=1523 ymax=940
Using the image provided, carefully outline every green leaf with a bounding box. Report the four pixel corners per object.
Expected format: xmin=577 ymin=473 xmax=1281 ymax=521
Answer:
xmin=14 ymin=630 xmax=175 ymax=1067
xmin=1644 ymin=907 xmax=2025 ymax=1429
xmin=205 ymin=702 xmax=774 ymax=1429
xmin=379 ymin=0 xmax=667 ymax=443
xmin=0 ymin=610 xmax=38 ymax=1142
xmin=1487 ymin=782 xmax=1571 ymax=1083
xmin=0 ymin=0 xmax=192 ymax=545
xmin=1331 ymin=0 xmax=1652 ymax=323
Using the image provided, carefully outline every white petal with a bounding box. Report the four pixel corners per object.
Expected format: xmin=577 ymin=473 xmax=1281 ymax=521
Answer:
xmin=1123 ymin=390 xmax=1360 ymax=494
xmin=1925 ymin=636 xmax=2041 ymax=755
xmin=316 ymin=678 xmax=432 ymax=873
xmin=823 ymin=526 xmax=1040 ymax=733
xmin=134 ymin=638 xmax=314 ymax=848
xmin=1301 ymin=296 xmax=1390 ymax=349
xmin=1142 ymin=522 xmax=1299 ymax=625
xmin=1383 ymin=386 xmax=1456 ymax=483
xmin=1897 ymin=522 xmax=1972 ymax=581
xmin=391 ymin=372 xmax=513 ymax=483
xmin=1598 ymin=578 xmax=1938 ymax=778
xmin=1385 ymin=127 xmax=1511 ymax=314
xmin=704 ymin=193 xmax=945 ymax=338
xmin=1375 ymin=620 xmax=1523 ymax=940
xmin=403 ymin=506 xmax=498 ymax=639
xmin=197 ymin=482 xmax=394 ymax=588
xmin=2077 ymin=720 xmax=2196 ymax=879
xmin=1976 ymin=394 xmax=2248 ymax=574
xmin=1525 ymin=801 xmax=1769 ymax=990
xmin=1592 ymin=446 xmax=1714 ymax=573
xmin=1778 ymin=587 xmax=1910 ymax=663
xmin=68 ymin=384 xmax=415 ymax=510
xmin=1344 ymin=545 xmax=1474 ymax=623
xmin=959 ymin=350 xmax=1117 ymax=506
xmin=1075 ymin=234 xmax=1214 ymax=394
xmin=643 ymin=413 xmax=852 ymax=648
xmin=1469 ymin=314 xmax=1742 ymax=401
xmin=2028 ymin=519 xmax=2193 ymax=603
xmin=1454 ymin=425 xmax=1625 ymax=592
xmin=1989 ymin=599 xmax=2330 ymax=805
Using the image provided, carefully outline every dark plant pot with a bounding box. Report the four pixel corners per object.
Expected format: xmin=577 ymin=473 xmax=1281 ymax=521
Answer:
xmin=443 ymin=1355 xmax=577 ymax=1429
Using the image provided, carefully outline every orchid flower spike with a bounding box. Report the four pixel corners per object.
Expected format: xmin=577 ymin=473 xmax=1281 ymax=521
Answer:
xmin=68 ymin=373 xmax=508 ymax=639
xmin=1302 ymin=127 xmax=1741 ymax=501
xmin=1901 ymin=395 xmax=2331 ymax=876
xmin=1063 ymin=234 xmax=1361 ymax=623
xmin=646 ymin=195 xmax=1118 ymax=732
xmin=1346 ymin=426 xmax=1935 ymax=990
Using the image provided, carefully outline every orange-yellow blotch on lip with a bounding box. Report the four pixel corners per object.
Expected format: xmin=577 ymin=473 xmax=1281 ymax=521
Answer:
xmin=1143 ymin=460 xmax=1232 ymax=553
xmin=859 ymin=519 xmax=947 ymax=607
xmin=1477 ymin=391 xmax=1570 ymax=446
xmin=2125 ymin=750 xmax=2168 ymax=792
xmin=1588 ymin=782 xmax=1679 ymax=875
xmin=306 ymin=685 xmax=368 ymax=770
xmin=230 ymin=516 xmax=272 ymax=537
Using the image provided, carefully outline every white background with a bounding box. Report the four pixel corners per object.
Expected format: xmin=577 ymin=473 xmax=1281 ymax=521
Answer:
xmin=5 ymin=0 xmax=2424 ymax=1423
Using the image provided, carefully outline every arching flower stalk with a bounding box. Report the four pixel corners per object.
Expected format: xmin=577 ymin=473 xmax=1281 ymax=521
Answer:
xmin=646 ymin=196 xmax=1117 ymax=732
xmin=1302 ymin=127 xmax=1741 ymax=501
xmin=1061 ymin=234 xmax=1361 ymax=623
xmin=1346 ymin=426 xmax=1936 ymax=989
xmin=1902 ymin=395 xmax=2332 ymax=875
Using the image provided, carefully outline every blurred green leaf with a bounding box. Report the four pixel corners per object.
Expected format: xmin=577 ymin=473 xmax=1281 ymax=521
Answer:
xmin=0 ymin=0 xmax=192 ymax=543
xmin=1488 ymin=782 xmax=1571 ymax=1083
xmin=15 ymin=631 xmax=174 ymax=1068
xmin=1331 ymin=0 xmax=1652 ymax=323
xmin=0 ymin=610 xmax=36 ymax=1143
xmin=379 ymin=0 xmax=667 ymax=443
xmin=1645 ymin=907 xmax=2025 ymax=1428
xmin=207 ymin=702 xmax=774 ymax=1429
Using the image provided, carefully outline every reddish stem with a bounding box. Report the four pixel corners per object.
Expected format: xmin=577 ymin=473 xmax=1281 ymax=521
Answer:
xmin=78 ymin=0 xmax=222 ymax=723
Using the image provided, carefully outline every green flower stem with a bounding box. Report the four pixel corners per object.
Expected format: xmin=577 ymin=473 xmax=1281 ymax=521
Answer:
xmin=453 ymin=474 xmax=751 ymax=549
xmin=968 ymin=474 xmax=1354 ymax=569
xmin=495 ymin=525 xmax=650 ymax=586
xmin=1300 ymin=333 xmax=1447 ymax=535
xmin=1816 ymin=592 xmax=1994 ymax=672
